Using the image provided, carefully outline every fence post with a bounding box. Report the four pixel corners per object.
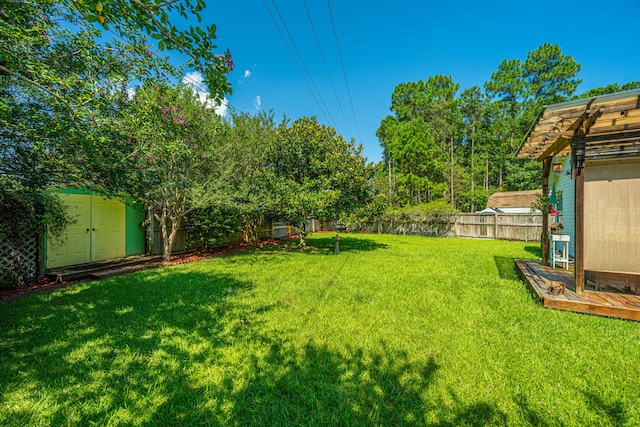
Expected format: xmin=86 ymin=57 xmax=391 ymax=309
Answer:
xmin=494 ymin=213 xmax=499 ymax=240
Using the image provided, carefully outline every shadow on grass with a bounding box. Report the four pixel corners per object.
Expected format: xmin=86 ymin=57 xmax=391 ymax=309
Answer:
xmin=494 ymin=256 xmax=519 ymax=280
xmin=299 ymin=234 xmax=389 ymax=255
xmin=218 ymin=337 xmax=508 ymax=426
xmin=514 ymin=393 xmax=557 ymax=426
xmin=0 ymin=260 xmax=518 ymax=425
xmin=0 ymin=267 xmax=256 ymax=425
xmin=222 ymin=340 xmax=439 ymax=425
xmin=582 ymin=390 xmax=627 ymax=425
xmin=524 ymin=245 xmax=542 ymax=258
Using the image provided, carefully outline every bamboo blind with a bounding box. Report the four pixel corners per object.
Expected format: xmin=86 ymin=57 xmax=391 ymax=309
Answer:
xmin=584 ymin=159 xmax=640 ymax=274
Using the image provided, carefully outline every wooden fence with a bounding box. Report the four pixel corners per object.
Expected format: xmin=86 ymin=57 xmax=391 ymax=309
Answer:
xmin=352 ymin=213 xmax=542 ymax=242
xmin=453 ymin=213 xmax=542 ymax=241
xmin=150 ymin=221 xmax=280 ymax=255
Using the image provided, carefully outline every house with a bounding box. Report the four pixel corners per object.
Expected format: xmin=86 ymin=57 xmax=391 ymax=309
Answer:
xmin=479 ymin=189 xmax=542 ymax=214
xmin=516 ymin=89 xmax=640 ymax=293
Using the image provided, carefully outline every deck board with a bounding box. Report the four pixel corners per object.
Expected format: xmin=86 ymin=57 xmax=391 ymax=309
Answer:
xmin=515 ymin=260 xmax=640 ymax=321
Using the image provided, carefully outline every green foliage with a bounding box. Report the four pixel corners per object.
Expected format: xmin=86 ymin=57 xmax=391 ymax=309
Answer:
xmin=384 ymin=200 xmax=459 ymax=236
xmin=67 ymin=0 xmax=233 ymax=97
xmin=339 ymin=193 xmax=388 ymax=231
xmin=1 ymin=0 xmax=233 ymax=266
xmin=268 ymin=117 xmax=372 ymax=245
xmin=0 ymin=181 xmax=70 ymax=243
xmin=0 ymin=180 xmax=72 ymax=288
xmin=522 ymin=43 xmax=582 ymax=105
xmin=116 ymin=83 xmax=229 ymax=260
xmin=220 ymin=111 xmax=281 ymax=245
xmin=184 ymin=204 xmax=241 ymax=251
xmin=503 ymin=158 xmax=542 ymax=191
xmin=574 ymin=81 xmax=640 ymax=99
xmin=378 ymin=43 xmax=598 ymax=211
xmin=379 ymin=75 xmax=459 ymax=206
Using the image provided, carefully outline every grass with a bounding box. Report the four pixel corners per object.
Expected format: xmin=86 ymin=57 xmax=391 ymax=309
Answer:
xmin=1 ymin=233 xmax=639 ymax=426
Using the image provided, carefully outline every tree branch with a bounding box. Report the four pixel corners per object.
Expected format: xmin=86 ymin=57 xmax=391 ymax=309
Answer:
xmin=0 ymin=65 xmax=74 ymax=111
xmin=130 ymin=0 xmax=182 ymax=9
xmin=128 ymin=0 xmax=205 ymax=71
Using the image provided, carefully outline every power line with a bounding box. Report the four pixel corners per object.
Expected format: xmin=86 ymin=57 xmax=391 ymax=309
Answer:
xmin=302 ymin=0 xmax=351 ymax=137
xmin=263 ymin=0 xmax=338 ymax=129
xmin=327 ymin=0 xmax=362 ymax=144
xmin=259 ymin=0 xmax=331 ymax=126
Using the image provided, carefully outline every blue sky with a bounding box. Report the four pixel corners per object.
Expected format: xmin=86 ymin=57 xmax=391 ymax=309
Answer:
xmin=182 ymin=0 xmax=640 ymax=163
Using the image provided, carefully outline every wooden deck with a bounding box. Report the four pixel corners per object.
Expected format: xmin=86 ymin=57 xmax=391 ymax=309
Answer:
xmin=515 ymin=260 xmax=640 ymax=321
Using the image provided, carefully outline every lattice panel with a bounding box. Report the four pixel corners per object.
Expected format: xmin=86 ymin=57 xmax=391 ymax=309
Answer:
xmin=0 ymin=230 xmax=39 ymax=288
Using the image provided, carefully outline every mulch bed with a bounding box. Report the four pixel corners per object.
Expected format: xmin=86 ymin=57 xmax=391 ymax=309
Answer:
xmin=0 ymin=237 xmax=297 ymax=304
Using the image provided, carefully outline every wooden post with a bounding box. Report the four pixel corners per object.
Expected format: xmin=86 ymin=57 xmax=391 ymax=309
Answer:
xmin=541 ymin=158 xmax=552 ymax=267
xmin=575 ymin=164 xmax=585 ymax=293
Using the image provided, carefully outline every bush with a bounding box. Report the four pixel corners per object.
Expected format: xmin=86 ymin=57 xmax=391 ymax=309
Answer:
xmin=184 ymin=204 xmax=241 ymax=251
xmin=383 ymin=201 xmax=459 ymax=237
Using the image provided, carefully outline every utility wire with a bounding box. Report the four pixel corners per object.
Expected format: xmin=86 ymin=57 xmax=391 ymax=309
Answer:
xmin=302 ymin=0 xmax=351 ymax=137
xmin=264 ymin=0 xmax=338 ymax=129
xmin=327 ymin=0 xmax=362 ymax=144
xmin=260 ymin=0 xmax=330 ymax=126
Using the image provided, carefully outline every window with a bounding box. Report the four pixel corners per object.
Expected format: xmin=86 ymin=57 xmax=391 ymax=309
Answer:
xmin=557 ymin=190 xmax=563 ymax=212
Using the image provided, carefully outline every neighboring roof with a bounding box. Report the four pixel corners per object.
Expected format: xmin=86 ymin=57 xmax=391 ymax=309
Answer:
xmin=486 ymin=189 xmax=542 ymax=209
xmin=517 ymin=89 xmax=640 ymax=160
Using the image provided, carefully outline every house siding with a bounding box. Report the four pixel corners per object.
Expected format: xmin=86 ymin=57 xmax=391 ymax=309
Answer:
xmin=550 ymin=156 xmax=575 ymax=257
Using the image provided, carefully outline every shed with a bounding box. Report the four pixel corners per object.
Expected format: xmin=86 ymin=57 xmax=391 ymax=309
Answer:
xmin=45 ymin=189 xmax=146 ymax=269
xmin=517 ymin=89 xmax=640 ymax=293
xmin=484 ymin=190 xmax=542 ymax=214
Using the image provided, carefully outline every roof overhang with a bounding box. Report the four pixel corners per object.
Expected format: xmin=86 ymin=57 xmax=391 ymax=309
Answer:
xmin=517 ymin=89 xmax=640 ymax=161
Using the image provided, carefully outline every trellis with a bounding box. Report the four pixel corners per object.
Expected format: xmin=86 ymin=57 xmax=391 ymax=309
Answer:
xmin=0 ymin=228 xmax=41 ymax=288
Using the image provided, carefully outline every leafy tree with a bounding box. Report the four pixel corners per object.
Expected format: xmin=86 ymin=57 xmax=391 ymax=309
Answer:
xmin=482 ymin=44 xmax=580 ymax=192
xmin=218 ymin=111 xmax=282 ymax=245
xmin=458 ymin=86 xmax=486 ymax=211
xmin=380 ymin=75 xmax=459 ymax=207
xmin=184 ymin=204 xmax=241 ymax=251
xmin=268 ymin=117 xmax=372 ymax=247
xmin=116 ymin=83 xmax=230 ymax=260
xmin=1 ymin=0 xmax=232 ymax=106
xmin=1 ymin=0 xmax=232 ymax=250
xmin=522 ymin=43 xmax=582 ymax=106
xmin=382 ymin=118 xmax=446 ymax=204
xmin=574 ymin=81 xmax=640 ymax=99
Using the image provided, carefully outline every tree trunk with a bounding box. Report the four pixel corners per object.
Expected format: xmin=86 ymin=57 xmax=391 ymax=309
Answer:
xmin=470 ymin=126 xmax=475 ymax=213
xmin=299 ymin=221 xmax=307 ymax=248
xmin=155 ymin=208 xmax=171 ymax=262
xmin=484 ymin=158 xmax=489 ymax=191
xmin=243 ymin=219 xmax=260 ymax=245
xmin=155 ymin=207 xmax=180 ymax=262
xmin=167 ymin=215 xmax=181 ymax=261
xmin=450 ymin=135 xmax=454 ymax=208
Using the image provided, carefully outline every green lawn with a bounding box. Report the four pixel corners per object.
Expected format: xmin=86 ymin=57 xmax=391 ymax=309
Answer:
xmin=1 ymin=234 xmax=639 ymax=426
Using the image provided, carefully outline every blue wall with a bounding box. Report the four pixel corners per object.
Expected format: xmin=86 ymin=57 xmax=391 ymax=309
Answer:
xmin=549 ymin=156 xmax=575 ymax=257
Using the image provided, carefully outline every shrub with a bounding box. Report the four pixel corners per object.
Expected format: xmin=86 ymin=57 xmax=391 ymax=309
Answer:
xmin=184 ymin=204 xmax=241 ymax=251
